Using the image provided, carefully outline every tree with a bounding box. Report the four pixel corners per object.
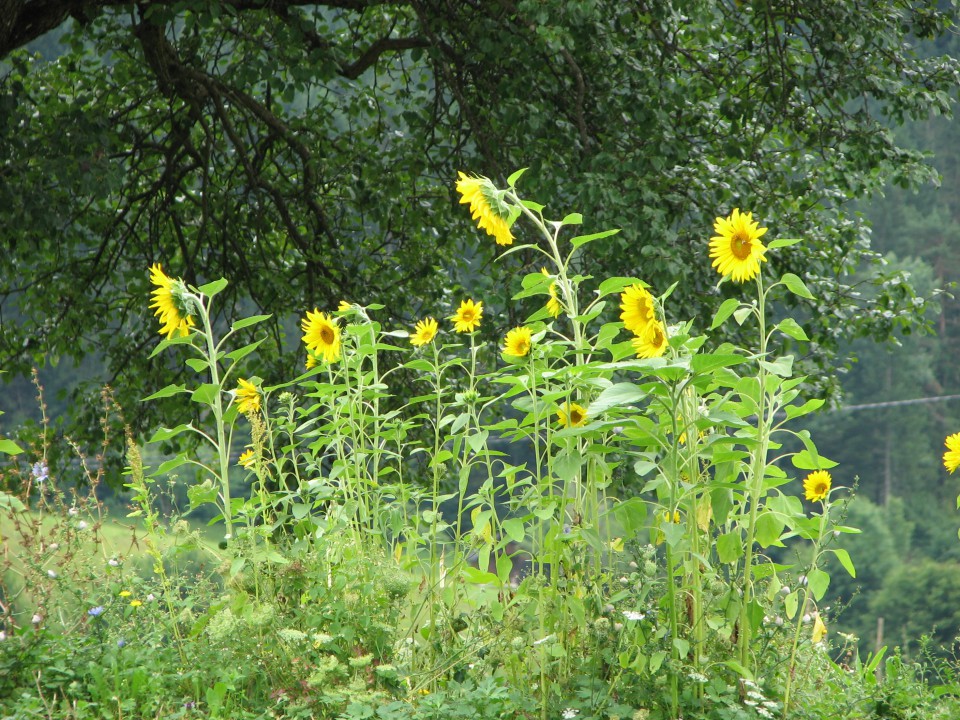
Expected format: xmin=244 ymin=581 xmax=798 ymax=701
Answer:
xmin=1 ymin=0 xmax=958 ymax=459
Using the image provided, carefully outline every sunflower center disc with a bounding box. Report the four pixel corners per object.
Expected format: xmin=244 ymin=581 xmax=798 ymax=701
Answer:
xmin=320 ymin=327 xmax=334 ymax=344
xmin=731 ymin=233 xmax=752 ymax=260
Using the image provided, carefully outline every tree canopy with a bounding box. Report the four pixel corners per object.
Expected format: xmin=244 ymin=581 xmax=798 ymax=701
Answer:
xmin=1 ymin=0 xmax=958 ymax=444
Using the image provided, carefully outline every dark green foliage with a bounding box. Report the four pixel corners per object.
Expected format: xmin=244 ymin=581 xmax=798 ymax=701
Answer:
xmin=0 ymin=1 xmax=958 ymax=471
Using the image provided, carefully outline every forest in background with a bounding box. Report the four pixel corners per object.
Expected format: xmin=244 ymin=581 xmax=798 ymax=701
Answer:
xmin=2 ymin=1 xmax=960 ymax=662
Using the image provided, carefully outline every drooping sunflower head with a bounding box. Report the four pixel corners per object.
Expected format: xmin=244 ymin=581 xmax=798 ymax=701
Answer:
xmin=620 ymin=283 xmax=655 ymax=335
xmin=337 ymin=300 xmax=352 ymax=313
xmin=944 ymin=432 xmax=960 ymax=474
xmin=301 ymin=309 xmax=341 ymax=363
xmin=557 ymin=402 xmax=588 ymax=428
xmin=411 ymin=317 xmax=439 ymax=347
xmin=802 ymin=470 xmax=832 ymax=502
xmin=149 ymin=263 xmax=195 ymax=339
xmin=305 ymin=352 xmax=318 ymax=370
xmin=812 ymin=613 xmax=827 ymax=644
xmin=235 ymin=378 xmax=261 ymax=415
xmin=450 ymin=299 xmax=483 ymax=333
xmin=631 ymin=320 xmax=668 ymax=359
xmin=503 ymin=326 xmax=533 ymax=357
xmin=456 ymin=172 xmax=514 ymax=246
xmin=541 ymin=268 xmax=562 ymax=318
xmin=709 ymin=208 xmax=769 ymax=283
xmin=238 ymin=448 xmax=257 ymax=470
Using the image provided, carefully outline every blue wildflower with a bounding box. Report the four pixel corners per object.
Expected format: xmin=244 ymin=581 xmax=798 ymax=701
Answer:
xmin=116 ymin=638 xmax=126 ymax=648
xmin=31 ymin=462 xmax=49 ymax=482
xmin=88 ymin=606 xmax=105 ymax=617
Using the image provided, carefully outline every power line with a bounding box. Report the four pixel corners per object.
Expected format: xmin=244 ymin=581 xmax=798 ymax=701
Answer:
xmin=837 ymin=393 xmax=960 ymax=413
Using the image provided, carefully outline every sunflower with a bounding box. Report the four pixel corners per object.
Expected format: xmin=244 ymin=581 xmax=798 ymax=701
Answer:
xmin=305 ymin=352 xmax=318 ymax=370
xmin=803 ymin=470 xmax=832 ymax=502
xmin=450 ymin=299 xmax=483 ymax=333
xmin=301 ymin=309 xmax=341 ymax=363
xmin=709 ymin=208 xmax=769 ymax=283
xmin=631 ymin=320 xmax=668 ymax=359
xmin=235 ymin=378 xmax=261 ymax=415
xmin=238 ymin=448 xmax=256 ymax=470
xmin=541 ymin=268 xmax=562 ymax=318
xmin=620 ymin=284 xmax=655 ymax=335
xmin=944 ymin=432 xmax=960 ymax=474
xmin=557 ymin=402 xmax=588 ymax=428
xmin=456 ymin=172 xmax=514 ymax=246
xmin=149 ymin=263 xmax=195 ymax=339
xmin=503 ymin=326 xmax=532 ymax=357
xmin=411 ymin=317 xmax=439 ymax=347
xmin=337 ymin=300 xmax=352 ymax=312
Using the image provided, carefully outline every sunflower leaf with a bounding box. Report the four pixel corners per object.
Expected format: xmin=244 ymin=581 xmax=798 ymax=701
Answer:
xmin=196 ymin=278 xmax=228 ymax=297
xmin=767 ymin=238 xmax=803 ymax=250
xmin=570 ymin=228 xmax=620 ymax=248
xmin=780 ymin=273 xmax=814 ymax=299
xmin=560 ymin=212 xmax=582 ymax=226
xmin=832 ymin=548 xmax=856 ymax=578
xmin=711 ymin=298 xmax=740 ymax=329
xmin=231 ymin=314 xmax=272 ymax=331
xmin=0 ymin=438 xmax=24 ymax=455
xmin=507 ymin=167 xmax=527 ymax=186
xmin=776 ymin=317 xmax=809 ymax=341
xmin=142 ymin=384 xmax=188 ymax=401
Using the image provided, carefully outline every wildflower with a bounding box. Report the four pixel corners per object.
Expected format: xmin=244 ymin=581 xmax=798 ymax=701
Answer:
xmin=148 ymin=263 xmax=195 ymax=338
xmin=48 ymin=543 xmax=59 ymax=551
xmin=47 ymin=569 xmax=57 ymax=579
xmin=943 ymin=432 xmax=960 ymax=474
xmin=119 ymin=590 xmax=132 ymax=598
xmin=31 ymin=461 xmax=49 ymax=482
xmin=238 ymin=449 xmax=256 ymax=470
xmin=117 ymin=638 xmax=126 ymax=648
xmin=541 ymin=268 xmax=562 ymax=318
xmin=88 ymin=606 xmax=105 ymax=617
xmin=31 ymin=614 xmax=42 ymax=626
xmin=562 ymin=709 xmax=579 ymax=720
xmin=631 ymin=320 xmax=668 ymax=359
xmin=77 ymin=520 xmax=88 ymax=530
xmin=450 ymin=299 xmax=483 ymax=333
xmin=68 ymin=507 xmax=78 ymax=516
xmin=708 ymin=208 xmax=768 ymax=282
xmin=812 ymin=613 xmax=827 ymax=644
xmin=301 ymin=309 xmax=341 ymax=363
xmin=803 ymin=470 xmax=832 ymax=503
xmin=235 ymin=378 xmax=261 ymax=415
xmin=557 ymin=402 xmax=588 ymax=428
xmin=623 ymin=611 xmax=645 ymax=621
xmin=456 ymin=172 xmax=514 ymax=246
xmin=108 ymin=558 xmax=120 ymax=567
xmin=130 ymin=599 xmax=142 ymax=608
xmin=305 ymin=351 xmax=318 ymax=370
xmin=146 ymin=594 xmax=156 ymax=602
xmin=620 ymin=284 xmax=655 ymax=335
xmin=0 ymin=630 xmax=6 ymax=641
xmin=502 ymin=326 xmax=532 ymax=357
xmin=410 ymin=317 xmax=439 ymax=347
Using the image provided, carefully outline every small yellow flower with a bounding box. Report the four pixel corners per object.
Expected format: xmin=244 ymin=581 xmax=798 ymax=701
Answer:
xmin=450 ymin=299 xmax=483 ymax=333
xmin=944 ymin=432 xmax=960 ymax=474
xmin=803 ymin=470 xmax=832 ymax=502
xmin=812 ymin=612 xmax=827 ymax=644
xmin=620 ymin=284 xmax=655 ymax=335
xmin=631 ymin=320 xmax=668 ymax=359
xmin=337 ymin=300 xmax=352 ymax=312
xmin=148 ymin=264 xmax=195 ymax=339
xmin=119 ymin=590 xmax=132 ymax=598
xmin=456 ymin=172 xmax=514 ymax=246
xmin=305 ymin=352 xmax=318 ymax=369
xmin=541 ymin=268 xmax=562 ymax=318
xmin=709 ymin=208 xmax=768 ymax=283
xmin=130 ymin=599 xmax=143 ymax=608
xmin=410 ymin=317 xmax=439 ymax=347
xmin=557 ymin=402 xmax=588 ymax=428
xmin=235 ymin=378 xmax=261 ymax=415
xmin=238 ymin=449 xmax=256 ymax=469
xmin=502 ymin=326 xmax=532 ymax=357
xmin=301 ymin=309 xmax=341 ymax=363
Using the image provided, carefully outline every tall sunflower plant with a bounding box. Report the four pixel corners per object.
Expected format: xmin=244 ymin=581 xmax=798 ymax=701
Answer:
xmin=138 ymin=169 xmax=863 ymax=718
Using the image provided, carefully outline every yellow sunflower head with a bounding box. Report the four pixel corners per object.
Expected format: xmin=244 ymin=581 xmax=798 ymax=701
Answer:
xmin=620 ymin=283 xmax=655 ymax=335
xmin=148 ymin=263 xmax=195 ymax=339
xmin=337 ymin=300 xmax=352 ymax=313
xmin=235 ymin=378 xmax=261 ymax=415
xmin=631 ymin=320 xmax=668 ymax=359
xmin=802 ymin=470 xmax=832 ymax=502
xmin=301 ymin=309 xmax=341 ymax=363
xmin=238 ymin=448 xmax=257 ymax=470
xmin=944 ymin=432 xmax=960 ymax=474
xmin=450 ymin=298 xmax=483 ymax=333
xmin=557 ymin=402 xmax=588 ymax=428
xmin=456 ymin=172 xmax=514 ymax=246
xmin=709 ymin=208 xmax=769 ymax=283
xmin=503 ymin=326 xmax=533 ymax=357
xmin=305 ymin=352 xmax=318 ymax=370
xmin=541 ymin=268 xmax=562 ymax=318
xmin=411 ymin=317 xmax=439 ymax=347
